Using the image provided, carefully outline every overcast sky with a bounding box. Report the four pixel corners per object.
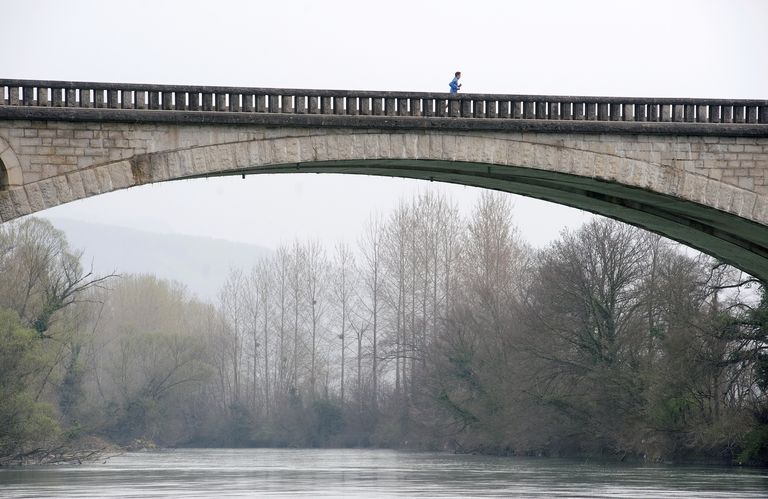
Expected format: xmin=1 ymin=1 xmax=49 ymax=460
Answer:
xmin=2 ymin=0 xmax=766 ymax=249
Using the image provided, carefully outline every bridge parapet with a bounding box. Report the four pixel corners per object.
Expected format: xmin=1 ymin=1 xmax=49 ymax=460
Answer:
xmin=1 ymin=79 xmax=767 ymax=135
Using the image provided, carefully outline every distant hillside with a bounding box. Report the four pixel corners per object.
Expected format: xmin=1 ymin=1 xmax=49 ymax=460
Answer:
xmin=45 ymin=218 xmax=272 ymax=302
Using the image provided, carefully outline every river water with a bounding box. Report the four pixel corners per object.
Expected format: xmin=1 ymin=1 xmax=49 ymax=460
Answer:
xmin=1 ymin=448 xmax=767 ymax=498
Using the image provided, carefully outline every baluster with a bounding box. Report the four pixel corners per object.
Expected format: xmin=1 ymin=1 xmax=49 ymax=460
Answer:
xmin=295 ymin=95 xmax=307 ymax=114
xmin=372 ymin=97 xmax=383 ymax=116
xmin=409 ymin=97 xmax=421 ymax=117
xmin=461 ymin=99 xmax=471 ymax=117
xmin=162 ymin=91 xmax=173 ymax=110
xmin=321 ymin=96 xmax=332 ymax=114
xmin=37 ymin=87 xmax=49 ymax=106
xmin=672 ymin=104 xmax=684 ymax=122
xmin=241 ymin=94 xmax=254 ymax=112
xmin=214 ymin=93 xmax=225 ymax=112
xmin=123 ymin=89 xmax=132 ymax=109
xmin=256 ymin=95 xmax=266 ymax=113
xmin=282 ymin=95 xmax=293 ymax=113
xmin=9 ymin=86 xmax=20 ymax=105
xmin=308 ymin=96 xmax=319 ymax=114
xmin=512 ymin=100 xmax=523 ymax=120
xmin=107 ymin=89 xmax=118 ymax=108
xmin=574 ymin=102 xmax=585 ymax=120
xmin=385 ymin=97 xmax=396 ymax=116
xmin=708 ymin=104 xmax=720 ymax=123
xmin=265 ymin=94 xmax=276 ymax=113
xmin=53 ymin=87 xmax=64 ymax=107
xmin=747 ymin=106 xmax=758 ymax=124
xmin=81 ymin=88 xmax=94 ymax=108
xmin=597 ymin=103 xmax=609 ymax=121
xmin=348 ymin=96 xmax=359 ymax=115
xmin=423 ymin=98 xmax=433 ymax=117
xmin=498 ymin=100 xmax=510 ymax=118
xmin=67 ymin=88 xmax=78 ymax=107
xmin=189 ymin=92 xmax=200 ymax=111
xmin=239 ymin=94 xmax=251 ymax=112
xmin=734 ymin=105 xmax=745 ymax=123
xmin=722 ymin=105 xmax=733 ymax=123
xmin=147 ymin=90 xmax=160 ymax=110
xmin=135 ymin=91 xmax=147 ymax=110
xmin=635 ymin=103 xmax=646 ymax=122
xmin=484 ymin=100 xmax=496 ymax=118
xmin=448 ymin=99 xmax=460 ymax=117
xmin=610 ymin=103 xmax=621 ymax=121
xmin=535 ymin=101 xmax=547 ymax=119
xmin=548 ymin=101 xmax=559 ymax=119
xmin=647 ymin=104 xmax=658 ymax=121
xmin=360 ymin=97 xmax=371 ymax=116
xmin=560 ymin=101 xmax=571 ymax=120
xmin=226 ymin=93 xmax=238 ymax=112
xmin=437 ymin=98 xmax=446 ymax=117
xmin=22 ymin=86 xmax=34 ymax=106
xmin=435 ymin=98 xmax=447 ymax=117
xmin=201 ymin=92 xmax=212 ymax=111
xmin=684 ymin=104 xmax=694 ymax=122
xmin=588 ymin=102 xmax=600 ymax=120
xmin=696 ymin=104 xmax=707 ymax=123
xmin=473 ymin=99 xmax=485 ymax=118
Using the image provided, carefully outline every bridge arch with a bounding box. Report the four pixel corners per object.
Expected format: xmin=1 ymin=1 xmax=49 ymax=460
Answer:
xmin=1 ymin=129 xmax=765 ymax=279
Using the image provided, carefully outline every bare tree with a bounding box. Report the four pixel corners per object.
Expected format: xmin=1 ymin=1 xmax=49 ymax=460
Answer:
xmin=304 ymin=240 xmax=328 ymax=399
xmin=332 ymin=242 xmax=356 ymax=405
xmin=359 ymin=214 xmax=385 ymax=409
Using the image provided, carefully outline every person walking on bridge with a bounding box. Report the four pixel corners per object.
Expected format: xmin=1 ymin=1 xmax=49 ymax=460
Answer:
xmin=449 ymin=71 xmax=462 ymax=95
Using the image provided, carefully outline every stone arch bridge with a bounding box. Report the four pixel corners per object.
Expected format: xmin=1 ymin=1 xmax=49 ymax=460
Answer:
xmin=1 ymin=79 xmax=767 ymax=279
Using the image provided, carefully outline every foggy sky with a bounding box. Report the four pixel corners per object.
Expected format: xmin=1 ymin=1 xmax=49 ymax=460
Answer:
xmin=1 ymin=0 xmax=766 ymax=249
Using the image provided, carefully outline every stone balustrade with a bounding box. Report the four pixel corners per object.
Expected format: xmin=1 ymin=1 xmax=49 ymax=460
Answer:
xmin=2 ymin=79 xmax=767 ymax=125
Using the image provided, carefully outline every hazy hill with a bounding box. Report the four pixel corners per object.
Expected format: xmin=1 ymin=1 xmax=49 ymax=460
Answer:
xmin=45 ymin=217 xmax=272 ymax=302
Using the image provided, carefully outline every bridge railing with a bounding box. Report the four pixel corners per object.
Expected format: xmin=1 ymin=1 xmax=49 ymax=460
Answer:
xmin=1 ymin=79 xmax=767 ymax=124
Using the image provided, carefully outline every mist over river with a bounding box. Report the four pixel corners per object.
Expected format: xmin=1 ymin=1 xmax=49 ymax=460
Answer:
xmin=2 ymin=448 xmax=767 ymax=498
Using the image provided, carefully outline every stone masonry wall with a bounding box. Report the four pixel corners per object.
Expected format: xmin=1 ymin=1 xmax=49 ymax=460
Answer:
xmin=0 ymin=121 xmax=766 ymax=226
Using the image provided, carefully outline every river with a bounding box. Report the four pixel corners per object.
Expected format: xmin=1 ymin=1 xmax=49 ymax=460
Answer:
xmin=1 ymin=448 xmax=767 ymax=497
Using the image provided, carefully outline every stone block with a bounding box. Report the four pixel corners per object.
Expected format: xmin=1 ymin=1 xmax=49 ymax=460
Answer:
xmin=37 ymin=178 xmax=60 ymax=209
xmin=80 ymin=169 xmax=101 ymax=195
xmin=8 ymin=187 xmax=31 ymax=216
xmin=0 ymin=190 xmax=17 ymax=222
xmin=309 ymin=136 xmax=329 ymax=162
xmin=388 ymin=134 xmax=406 ymax=159
xmin=403 ymin=134 xmax=418 ymax=159
xmin=363 ymin=134 xmax=380 ymax=160
xmin=53 ymin=175 xmax=74 ymax=204
xmin=66 ymin=172 xmax=86 ymax=200
xmin=149 ymin=154 xmax=169 ymax=181
xmin=109 ymin=161 xmax=134 ymax=189
xmin=24 ymin=183 xmax=45 ymax=212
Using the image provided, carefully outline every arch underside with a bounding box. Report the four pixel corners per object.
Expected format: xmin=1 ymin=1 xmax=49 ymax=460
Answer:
xmin=189 ymin=159 xmax=768 ymax=279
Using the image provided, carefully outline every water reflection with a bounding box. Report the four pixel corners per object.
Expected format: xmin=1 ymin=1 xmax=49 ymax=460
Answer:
xmin=1 ymin=448 xmax=767 ymax=497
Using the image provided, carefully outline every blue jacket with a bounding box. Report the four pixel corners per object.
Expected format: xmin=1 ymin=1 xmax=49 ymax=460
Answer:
xmin=449 ymin=77 xmax=460 ymax=94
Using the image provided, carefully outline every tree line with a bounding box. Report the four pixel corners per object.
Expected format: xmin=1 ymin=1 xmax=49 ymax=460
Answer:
xmin=1 ymin=191 xmax=767 ymax=465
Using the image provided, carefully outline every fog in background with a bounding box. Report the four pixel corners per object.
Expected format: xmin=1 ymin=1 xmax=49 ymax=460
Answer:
xmin=1 ymin=0 xmax=766 ymax=250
